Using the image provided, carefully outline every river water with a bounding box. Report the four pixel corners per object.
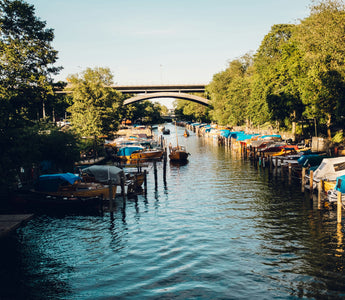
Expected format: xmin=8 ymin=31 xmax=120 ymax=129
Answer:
xmin=1 ymin=123 xmax=345 ymax=299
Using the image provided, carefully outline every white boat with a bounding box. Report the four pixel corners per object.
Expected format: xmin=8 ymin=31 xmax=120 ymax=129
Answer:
xmin=306 ymin=156 xmax=345 ymax=190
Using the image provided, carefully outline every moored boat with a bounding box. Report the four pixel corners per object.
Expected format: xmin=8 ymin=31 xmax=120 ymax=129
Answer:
xmin=169 ymin=145 xmax=190 ymax=161
xmin=34 ymin=173 xmax=117 ymax=200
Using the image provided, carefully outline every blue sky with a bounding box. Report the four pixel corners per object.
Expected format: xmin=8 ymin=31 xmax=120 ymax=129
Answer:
xmin=28 ymin=0 xmax=312 ymax=85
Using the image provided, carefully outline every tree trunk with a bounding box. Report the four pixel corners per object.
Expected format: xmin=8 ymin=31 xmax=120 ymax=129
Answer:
xmin=327 ymin=113 xmax=332 ymax=140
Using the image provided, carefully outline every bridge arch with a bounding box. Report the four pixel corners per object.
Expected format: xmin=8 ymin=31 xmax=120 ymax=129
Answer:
xmin=123 ymin=92 xmax=210 ymax=106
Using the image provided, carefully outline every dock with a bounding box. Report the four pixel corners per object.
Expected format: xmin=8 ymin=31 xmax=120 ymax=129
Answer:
xmin=0 ymin=214 xmax=34 ymax=238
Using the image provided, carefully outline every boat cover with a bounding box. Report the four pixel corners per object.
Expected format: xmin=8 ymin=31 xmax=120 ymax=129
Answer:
xmin=37 ymin=173 xmax=81 ymax=192
xmin=82 ymin=165 xmax=123 ymax=184
xmin=335 ymin=175 xmax=345 ymax=193
xmin=314 ymin=157 xmax=345 ymax=180
xmin=117 ymin=146 xmax=144 ymax=157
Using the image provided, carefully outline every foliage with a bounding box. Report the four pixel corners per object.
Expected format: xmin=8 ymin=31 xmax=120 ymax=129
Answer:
xmin=67 ymin=67 xmax=124 ymax=137
xmin=207 ymin=54 xmax=253 ymax=126
xmin=174 ymin=98 xmax=210 ymax=123
xmin=206 ymin=0 xmax=345 ymax=138
xmin=0 ymin=0 xmax=65 ymax=189
xmin=0 ymin=0 xmax=61 ymax=129
xmin=0 ymin=124 xmax=79 ymax=187
xmin=122 ymin=100 xmax=164 ymax=124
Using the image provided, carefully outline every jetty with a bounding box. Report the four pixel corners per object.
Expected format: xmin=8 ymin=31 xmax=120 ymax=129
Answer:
xmin=0 ymin=214 xmax=34 ymax=238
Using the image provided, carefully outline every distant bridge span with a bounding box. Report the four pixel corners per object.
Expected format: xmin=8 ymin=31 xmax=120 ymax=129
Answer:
xmin=112 ymin=84 xmax=209 ymax=106
xmin=124 ymin=92 xmax=209 ymax=106
xmin=57 ymin=83 xmax=210 ymax=106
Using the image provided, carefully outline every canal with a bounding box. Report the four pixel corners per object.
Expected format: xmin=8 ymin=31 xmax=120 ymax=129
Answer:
xmin=1 ymin=123 xmax=345 ymax=299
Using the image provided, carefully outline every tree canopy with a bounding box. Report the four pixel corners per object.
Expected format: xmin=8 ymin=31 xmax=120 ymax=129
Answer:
xmin=67 ymin=67 xmax=124 ymax=138
xmin=206 ymin=0 xmax=345 ymax=139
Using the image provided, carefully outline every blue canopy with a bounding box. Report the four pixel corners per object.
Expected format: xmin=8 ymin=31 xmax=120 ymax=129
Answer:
xmin=37 ymin=173 xmax=81 ymax=192
xmin=220 ymin=129 xmax=231 ymax=138
xmin=117 ymin=146 xmax=144 ymax=157
xmin=336 ymin=175 xmax=345 ymax=193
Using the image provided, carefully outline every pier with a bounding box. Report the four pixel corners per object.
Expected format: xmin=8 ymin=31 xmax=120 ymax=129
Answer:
xmin=0 ymin=214 xmax=34 ymax=238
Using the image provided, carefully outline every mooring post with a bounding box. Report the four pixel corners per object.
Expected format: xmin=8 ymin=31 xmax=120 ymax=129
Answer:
xmin=301 ymin=167 xmax=306 ymax=192
xmin=121 ymin=174 xmax=126 ymax=203
xmin=163 ymin=151 xmax=167 ymax=183
xmin=288 ymin=163 xmax=292 ymax=184
xmin=153 ymin=160 xmax=158 ymax=190
xmin=144 ymin=170 xmax=147 ymax=194
xmin=318 ymin=180 xmax=323 ymax=210
xmin=337 ymin=191 xmax=342 ymax=224
xmin=275 ymin=157 xmax=278 ymax=175
xmin=310 ymin=170 xmax=314 ymax=195
xmin=108 ymin=181 xmax=113 ymax=212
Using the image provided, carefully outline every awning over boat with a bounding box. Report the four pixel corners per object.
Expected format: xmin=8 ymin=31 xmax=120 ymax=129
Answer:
xmin=82 ymin=165 xmax=124 ymax=184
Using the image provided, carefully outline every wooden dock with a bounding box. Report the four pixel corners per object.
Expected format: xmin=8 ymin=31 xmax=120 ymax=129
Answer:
xmin=0 ymin=214 xmax=34 ymax=238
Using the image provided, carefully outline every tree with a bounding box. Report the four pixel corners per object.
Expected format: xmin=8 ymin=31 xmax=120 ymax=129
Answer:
xmin=174 ymin=99 xmax=210 ymax=123
xmin=293 ymin=0 xmax=345 ymax=138
xmin=250 ymin=24 xmax=301 ymax=130
xmin=0 ymin=0 xmax=63 ymax=189
xmin=207 ymin=54 xmax=253 ymax=126
xmin=0 ymin=0 xmax=61 ymax=128
xmin=67 ymin=67 xmax=124 ymax=137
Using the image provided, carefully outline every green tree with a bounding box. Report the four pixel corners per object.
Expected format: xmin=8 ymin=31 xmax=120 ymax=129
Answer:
xmin=293 ymin=0 xmax=345 ymax=138
xmin=250 ymin=24 xmax=300 ymax=130
xmin=0 ymin=0 xmax=63 ymax=189
xmin=174 ymin=99 xmax=210 ymax=123
xmin=207 ymin=54 xmax=253 ymax=126
xmin=67 ymin=67 xmax=124 ymax=137
xmin=0 ymin=0 xmax=61 ymax=128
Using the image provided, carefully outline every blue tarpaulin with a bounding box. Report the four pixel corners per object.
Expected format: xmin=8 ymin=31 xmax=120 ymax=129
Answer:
xmin=117 ymin=146 xmax=144 ymax=157
xmin=37 ymin=173 xmax=81 ymax=192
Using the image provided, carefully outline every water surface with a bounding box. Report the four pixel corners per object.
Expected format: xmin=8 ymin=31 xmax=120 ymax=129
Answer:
xmin=1 ymin=124 xmax=345 ymax=299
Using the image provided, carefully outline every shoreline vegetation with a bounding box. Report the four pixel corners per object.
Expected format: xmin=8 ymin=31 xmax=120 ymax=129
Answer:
xmin=1 ymin=0 xmax=345 ymax=197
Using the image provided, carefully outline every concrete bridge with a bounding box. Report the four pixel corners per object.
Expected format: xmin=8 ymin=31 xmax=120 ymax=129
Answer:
xmin=111 ymin=84 xmax=210 ymax=106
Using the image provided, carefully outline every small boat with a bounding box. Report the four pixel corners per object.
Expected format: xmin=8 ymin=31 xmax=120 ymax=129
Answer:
xmin=305 ymin=156 xmax=345 ymax=190
xmin=169 ymin=123 xmax=190 ymax=162
xmin=184 ymin=129 xmax=189 ymax=137
xmin=129 ymin=148 xmax=164 ymax=160
xmin=169 ymin=145 xmax=190 ymax=161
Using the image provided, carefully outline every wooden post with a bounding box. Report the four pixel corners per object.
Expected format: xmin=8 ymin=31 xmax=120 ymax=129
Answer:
xmin=121 ymin=174 xmax=126 ymax=202
xmin=337 ymin=191 xmax=342 ymax=224
xmin=269 ymin=155 xmax=273 ymax=171
xmin=309 ymin=170 xmax=314 ymax=194
xmin=144 ymin=170 xmax=147 ymax=194
xmin=288 ymin=163 xmax=292 ymax=185
xmin=163 ymin=151 xmax=167 ymax=183
xmin=153 ymin=160 xmax=158 ymax=190
xmin=301 ymin=167 xmax=306 ymax=192
xmin=318 ymin=180 xmax=323 ymax=210
xmin=108 ymin=181 xmax=113 ymax=212
xmin=275 ymin=157 xmax=278 ymax=175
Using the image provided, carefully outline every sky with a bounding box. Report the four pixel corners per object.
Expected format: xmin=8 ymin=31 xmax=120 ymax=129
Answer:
xmin=27 ymin=0 xmax=312 ymax=86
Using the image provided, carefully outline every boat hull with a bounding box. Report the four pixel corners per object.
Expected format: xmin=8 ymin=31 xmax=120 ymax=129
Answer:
xmin=169 ymin=150 xmax=189 ymax=161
